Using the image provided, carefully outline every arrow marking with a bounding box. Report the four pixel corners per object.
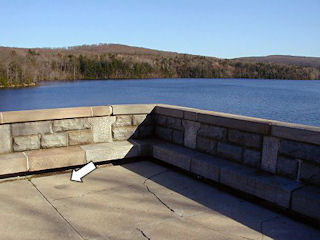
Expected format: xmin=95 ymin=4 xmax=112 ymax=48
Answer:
xmin=70 ymin=161 xmax=97 ymax=183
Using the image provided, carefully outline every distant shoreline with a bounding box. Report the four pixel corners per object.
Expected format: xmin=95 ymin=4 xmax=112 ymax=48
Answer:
xmin=0 ymin=82 xmax=37 ymax=89
xmin=2 ymin=77 xmax=320 ymax=89
xmin=1 ymin=44 xmax=319 ymax=89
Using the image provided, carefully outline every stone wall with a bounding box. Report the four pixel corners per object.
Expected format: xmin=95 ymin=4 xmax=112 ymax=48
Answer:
xmin=0 ymin=103 xmax=319 ymax=187
xmin=153 ymin=105 xmax=320 ymax=187
xmin=0 ymin=105 xmax=154 ymax=154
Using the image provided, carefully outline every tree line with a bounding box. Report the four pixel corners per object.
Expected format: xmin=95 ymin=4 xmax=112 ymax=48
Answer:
xmin=0 ymin=48 xmax=319 ymax=88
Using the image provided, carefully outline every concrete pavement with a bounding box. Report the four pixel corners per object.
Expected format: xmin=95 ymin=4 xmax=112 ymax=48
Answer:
xmin=0 ymin=160 xmax=319 ymax=240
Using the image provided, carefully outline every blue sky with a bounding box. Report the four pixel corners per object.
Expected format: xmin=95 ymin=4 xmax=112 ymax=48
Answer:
xmin=0 ymin=0 xmax=319 ymax=58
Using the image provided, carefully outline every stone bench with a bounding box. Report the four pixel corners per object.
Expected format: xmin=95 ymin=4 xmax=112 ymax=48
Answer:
xmin=0 ymin=140 xmax=148 ymax=177
xmin=150 ymin=140 xmax=319 ymax=223
xmin=152 ymin=141 xmax=302 ymax=207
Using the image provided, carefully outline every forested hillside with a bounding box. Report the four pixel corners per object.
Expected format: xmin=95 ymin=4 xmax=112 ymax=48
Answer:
xmin=0 ymin=44 xmax=319 ymax=87
xmin=234 ymin=55 xmax=320 ymax=68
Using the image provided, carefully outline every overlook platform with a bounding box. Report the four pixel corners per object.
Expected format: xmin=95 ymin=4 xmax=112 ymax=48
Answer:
xmin=1 ymin=104 xmax=320 ymax=239
xmin=1 ymin=160 xmax=320 ymax=240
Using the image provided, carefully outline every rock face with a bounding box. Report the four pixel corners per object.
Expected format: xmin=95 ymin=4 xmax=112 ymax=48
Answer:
xmin=167 ymin=117 xmax=183 ymax=130
xmin=53 ymin=118 xmax=90 ymax=132
xmin=13 ymin=135 xmax=40 ymax=151
xmin=228 ymin=130 xmax=262 ymax=149
xmin=88 ymin=116 xmax=116 ymax=143
xmin=132 ymin=114 xmax=148 ymax=125
xmin=112 ymin=126 xmax=137 ymax=141
xmin=198 ymin=124 xmax=226 ymax=140
xmin=172 ymin=130 xmax=184 ymax=145
xmin=217 ymin=142 xmax=242 ymax=162
xmin=182 ymin=120 xmax=200 ymax=149
xmin=41 ymin=133 xmax=68 ymax=148
xmin=276 ymin=156 xmax=298 ymax=179
xmin=0 ymin=125 xmax=11 ymax=153
xmin=243 ymin=149 xmax=261 ymax=168
xmin=279 ymin=140 xmax=320 ymax=163
xmin=113 ymin=116 xmax=132 ymax=127
xmin=155 ymin=126 xmax=172 ymax=142
xmin=261 ymin=137 xmax=280 ymax=173
xmin=11 ymin=121 xmax=52 ymax=136
xmin=292 ymin=186 xmax=320 ymax=221
xmin=68 ymin=129 xmax=93 ymax=146
xmin=300 ymin=162 xmax=320 ymax=185
xmin=196 ymin=136 xmax=216 ymax=155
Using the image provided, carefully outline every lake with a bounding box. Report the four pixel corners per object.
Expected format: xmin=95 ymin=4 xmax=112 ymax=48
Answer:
xmin=0 ymin=78 xmax=320 ymax=126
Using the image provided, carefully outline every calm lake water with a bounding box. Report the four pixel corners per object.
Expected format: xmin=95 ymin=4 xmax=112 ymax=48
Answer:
xmin=0 ymin=78 xmax=320 ymax=126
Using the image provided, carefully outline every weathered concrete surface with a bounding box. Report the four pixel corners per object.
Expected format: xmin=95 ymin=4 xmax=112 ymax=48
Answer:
xmin=0 ymin=161 xmax=319 ymax=240
xmin=0 ymin=124 xmax=11 ymax=153
xmin=0 ymin=180 xmax=81 ymax=240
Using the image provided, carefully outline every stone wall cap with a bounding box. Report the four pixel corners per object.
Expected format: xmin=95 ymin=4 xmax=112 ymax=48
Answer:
xmin=1 ymin=103 xmax=320 ymax=144
xmin=271 ymin=121 xmax=320 ymax=145
xmin=271 ymin=120 xmax=320 ymax=132
xmin=155 ymin=104 xmax=273 ymax=123
xmin=155 ymin=104 xmax=320 ymax=138
xmin=112 ymin=104 xmax=157 ymax=115
xmin=0 ymin=106 xmax=112 ymax=124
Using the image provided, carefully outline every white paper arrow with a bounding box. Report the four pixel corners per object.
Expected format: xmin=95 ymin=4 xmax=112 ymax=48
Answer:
xmin=71 ymin=161 xmax=97 ymax=182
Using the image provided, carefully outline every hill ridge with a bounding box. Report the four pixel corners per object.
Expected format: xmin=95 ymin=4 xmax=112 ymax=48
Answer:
xmin=0 ymin=44 xmax=319 ymax=87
